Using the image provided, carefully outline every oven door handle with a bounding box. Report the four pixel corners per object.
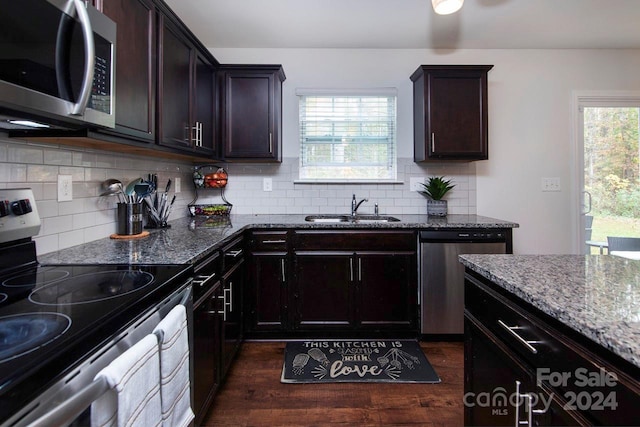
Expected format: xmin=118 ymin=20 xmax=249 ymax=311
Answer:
xmin=180 ymin=280 xmax=193 ymax=306
xmin=28 ymin=376 xmax=109 ymax=427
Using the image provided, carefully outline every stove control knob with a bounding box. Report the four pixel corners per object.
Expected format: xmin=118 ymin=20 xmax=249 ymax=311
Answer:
xmin=0 ymin=200 xmax=9 ymax=217
xmin=10 ymin=199 xmax=33 ymax=216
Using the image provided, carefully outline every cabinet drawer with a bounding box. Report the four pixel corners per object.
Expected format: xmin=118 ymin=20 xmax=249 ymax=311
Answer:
xmin=221 ymin=236 xmax=245 ymax=273
xmin=293 ymin=230 xmax=416 ymax=251
xmin=193 ymin=251 xmax=221 ymax=302
xmin=250 ymin=230 xmax=288 ymax=251
xmin=465 ymin=273 xmax=640 ymax=426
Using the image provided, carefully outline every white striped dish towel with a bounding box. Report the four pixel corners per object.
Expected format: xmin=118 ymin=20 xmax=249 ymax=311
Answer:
xmin=153 ymin=305 xmax=195 ymax=427
xmin=91 ymin=334 xmax=162 ymax=427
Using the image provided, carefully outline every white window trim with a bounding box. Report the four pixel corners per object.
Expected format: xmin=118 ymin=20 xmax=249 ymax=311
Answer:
xmin=297 ymin=88 xmax=398 ymax=183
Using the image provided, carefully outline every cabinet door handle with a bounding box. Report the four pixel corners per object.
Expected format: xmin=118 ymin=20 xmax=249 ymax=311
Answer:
xmin=217 ymin=293 xmax=227 ymax=321
xmin=514 ymin=380 xmax=529 ymax=427
xmin=358 ymin=258 xmax=362 ymax=281
xmin=349 ymin=258 xmax=354 ymax=282
xmin=498 ymin=320 xmax=541 ymax=354
xmin=281 ymin=259 xmax=286 ymax=283
xmin=431 ymin=132 xmax=435 ymax=153
xmin=227 ymin=283 xmax=233 ymax=312
xmin=269 ymin=133 xmax=273 ymax=153
xmin=198 ymin=121 xmax=203 ymax=146
xmin=262 ymin=239 xmax=286 ymax=244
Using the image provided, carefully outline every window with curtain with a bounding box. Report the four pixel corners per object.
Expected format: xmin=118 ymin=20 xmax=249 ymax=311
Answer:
xmin=297 ymin=89 xmax=397 ymax=181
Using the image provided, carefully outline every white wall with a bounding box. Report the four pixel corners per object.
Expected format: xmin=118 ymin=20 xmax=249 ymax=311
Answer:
xmin=211 ymin=47 xmax=640 ymax=254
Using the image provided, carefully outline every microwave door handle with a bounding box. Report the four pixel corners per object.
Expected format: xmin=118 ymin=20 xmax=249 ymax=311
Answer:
xmin=70 ymin=0 xmax=95 ymax=116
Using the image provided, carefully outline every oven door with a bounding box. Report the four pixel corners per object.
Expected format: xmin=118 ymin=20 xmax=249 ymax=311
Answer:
xmin=0 ymin=0 xmax=116 ymax=130
xmin=4 ymin=283 xmax=193 ymax=427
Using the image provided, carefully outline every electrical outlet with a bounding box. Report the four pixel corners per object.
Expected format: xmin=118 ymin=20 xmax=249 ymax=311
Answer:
xmin=541 ymin=177 xmax=561 ymax=192
xmin=57 ymin=175 xmax=73 ymax=201
xmin=175 ymin=177 xmax=181 ymax=193
xmin=263 ymin=178 xmax=273 ymax=192
xmin=410 ymin=177 xmax=425 ymax=192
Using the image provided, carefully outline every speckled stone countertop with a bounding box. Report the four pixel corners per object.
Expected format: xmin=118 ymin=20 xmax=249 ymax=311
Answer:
xmin=39 ymin=213 xmax=517 ymax=266
xmin=459 ymin=254 xmax=640 ymax=369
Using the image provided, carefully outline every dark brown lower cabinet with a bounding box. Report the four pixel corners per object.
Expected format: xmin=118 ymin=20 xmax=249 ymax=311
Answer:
xmin=465 ymin=315 xmax=589 ymax=426
xmin=464 ymin=270 xmax=640 ymax=426
xmin=295 ymin=253 xmax=353 ymax=329
xmin=220 ymin=257 xmax=244 ymax=378
xmin=247 ymin=252 xmax=288 ymax=332
xmin=292 ymin=230 xmax=418 ymax=336
xmin=358 ymin=252 xmax=415 ymax=329
xmin=193 ymin=282 xmax=222 ymax=426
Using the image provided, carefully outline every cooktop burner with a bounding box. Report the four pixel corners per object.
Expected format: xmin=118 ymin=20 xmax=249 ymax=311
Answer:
xmin=2 ymin=267 xmax=70 ymax=288
xmin=29 ymin=270 xmax=154 ymax=305
xmin=0 ymin=312 xmax=71 ymax=363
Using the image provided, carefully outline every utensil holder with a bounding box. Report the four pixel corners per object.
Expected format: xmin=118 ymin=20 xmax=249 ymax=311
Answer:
xmin=117 ymin=202 xmax=143 ymax=235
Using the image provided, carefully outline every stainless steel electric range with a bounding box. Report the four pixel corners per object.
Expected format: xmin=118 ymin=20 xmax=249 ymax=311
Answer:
xmin=0 ymin=189 xmax=193 ymax=425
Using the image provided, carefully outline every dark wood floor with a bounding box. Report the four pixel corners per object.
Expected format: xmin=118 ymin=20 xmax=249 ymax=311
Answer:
xmin=202 ymin=341 xmax=464 ymax=426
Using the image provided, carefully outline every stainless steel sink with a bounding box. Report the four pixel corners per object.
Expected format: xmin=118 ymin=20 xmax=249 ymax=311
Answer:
xmin=304 ymin=215 xmax=351 ymax=223
xmin=353 ymin=215 xmax=401 ymax=223
xmin=304 ymin=214 xmax=400 ymax=223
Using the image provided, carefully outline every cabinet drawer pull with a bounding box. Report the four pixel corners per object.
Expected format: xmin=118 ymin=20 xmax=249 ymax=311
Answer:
xmin=225 ymin=249 xmax=243 ymax=258
xmin=192 ymin=273 xmax=215 ymax=288
xmin=498 ymin=320 xmax=541 ymax=354
xmin=262 ymin=239 xmax=286 ymax=244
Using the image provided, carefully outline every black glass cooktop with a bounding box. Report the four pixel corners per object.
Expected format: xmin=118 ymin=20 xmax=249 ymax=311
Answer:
xmin=0 ymin=262 xmax=192 ymax=421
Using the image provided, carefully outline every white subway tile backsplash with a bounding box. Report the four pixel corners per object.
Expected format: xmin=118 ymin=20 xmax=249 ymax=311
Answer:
xmin=43 ymin=215 xmax=73 ymax=234
xmin=9 ymin=145 xmax=43 ymax=164
xmin=2 ymin=137 xmax=478 ymax=255
xmin=33 ymin=234 xmax=58 ymax=255
xmin=58 ymin=229 xmax=85 ymax=250
xmin=44 ymin=149 xmax=73 ymax=166
xmin=27 ymin=164 xmax=58 ymax=182
xmin=9 ymin=164 xmax=27 ymax=182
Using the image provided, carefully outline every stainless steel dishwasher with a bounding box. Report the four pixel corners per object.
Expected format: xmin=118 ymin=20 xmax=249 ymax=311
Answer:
xmin=420 ymin=229 xmax=508 ymax=335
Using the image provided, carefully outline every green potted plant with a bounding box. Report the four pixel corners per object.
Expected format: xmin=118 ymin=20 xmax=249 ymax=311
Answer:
xmin=418 ymin=176 xmax=455 ymax=216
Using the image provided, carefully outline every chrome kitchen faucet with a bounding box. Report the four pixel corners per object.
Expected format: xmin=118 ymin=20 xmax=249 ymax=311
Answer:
xmin=351 ymin=194 xmax=368 ymax=216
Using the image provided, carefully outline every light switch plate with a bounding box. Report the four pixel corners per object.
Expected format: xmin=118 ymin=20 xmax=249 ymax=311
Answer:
xmin=57 ymin=175 xmax=73 ymax=201
xmin=541 ymin=177 xmax=561 ymax=192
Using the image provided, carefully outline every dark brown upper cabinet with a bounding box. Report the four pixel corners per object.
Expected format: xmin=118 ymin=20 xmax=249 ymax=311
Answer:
xmin=411 ymin=65 xmax=493 ymax=162
xmin=218 ymin=65 xmax=285 ymax=162
xmin=93 ymin=0 xmax=157 ymax=143
xmin=157 ymin=12 xmax=217 ymax=156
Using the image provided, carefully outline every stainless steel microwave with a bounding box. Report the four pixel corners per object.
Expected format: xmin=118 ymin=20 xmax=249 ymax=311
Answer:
xmin=0 ymin=0 xmax=116 ymax=130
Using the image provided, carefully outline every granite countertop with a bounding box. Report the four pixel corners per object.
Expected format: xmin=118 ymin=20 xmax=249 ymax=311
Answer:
xmin=459 ymin=254 xmax=640 ymax=369
xmin=39 ymin=213 xmax=518 ymax=266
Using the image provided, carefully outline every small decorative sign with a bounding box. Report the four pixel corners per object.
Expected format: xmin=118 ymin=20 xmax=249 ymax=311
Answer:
xmin=281 ymin=340 xmax=440 ymax=384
